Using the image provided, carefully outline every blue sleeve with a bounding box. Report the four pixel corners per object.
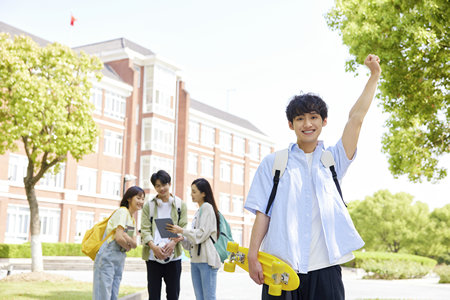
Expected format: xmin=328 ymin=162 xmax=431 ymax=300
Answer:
xmin=328 ymin=139 xmax=356 ymax=180
xmin=244 ymin=153 xmax=276 ymax=216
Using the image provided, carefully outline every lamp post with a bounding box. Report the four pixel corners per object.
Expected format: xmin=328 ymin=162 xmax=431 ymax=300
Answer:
xmin=123 ymin=174 xmax=137 ymax=196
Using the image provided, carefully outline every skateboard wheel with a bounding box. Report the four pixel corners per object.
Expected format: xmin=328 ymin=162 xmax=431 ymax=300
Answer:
xmin=272 ymin=261 xmax=285 ymax=273
xmin=224 ymin=261 xmax=236 ymax=273
xmin=227 ymin=241 xmax=239 ymax=252
xmin=268 ymin=284 xmax=282 ymax=296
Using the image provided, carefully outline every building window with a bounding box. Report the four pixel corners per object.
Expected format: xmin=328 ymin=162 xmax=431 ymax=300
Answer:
xmin=201 ymin=156 xmax=214 ymax=178
xmin=75 ymin=211 xmax=94 ymax=243
xmin=104 ymin=91 xmax=126 ymax=119
xmin=8 ymin=154 xmax=28 ymax=183
xmin=5 ymin=205 xmax=60 ymax=244
xmin=232 ymin=195 xmax=244 ymax=214
xmin=90 ymin=87 xmax=103 ymax=114
xmin=220 ymin=162 xmax=231 ymax=182
xmin=5 ymin=205 xmax=29 ymax=243
xmin=248 ymin=141 xmax=260 ymax=161
xmin=104 ymin=130 xmax=123 ymax=157
xmin=77 ymin=167 xmax=97 ymax=193
xmin=39 ymin=164 xmax=65 ymax=189
xmin=188 ymin=121 xmax=200 ymax=144
xmin=219 ymin=193 xmax=230 ymax=213
xmin=201 ymin=125 xmax=215 ymax=148
xmin=233 ymin=136 xmax=245 ymax=156
xmin=261 ymin=145 xmax=271 ymax=159
xmin=141 ymin=118 xmax=174 ymax=154
xmin=232 ymin=227 xmax=243 ymax=245
xmin=219 ymin=131 xmax=232 ymax=153
xmin=187 ymin=152 xmax=198 ymax=175
xmin=140 ymin=155 xmax=173 ymax=189
xmin=232 ymin=164 xmax=244 ymax=185
xmin=101 ymin=171 xmax=121 ymax=197
xmin=40 ymin=208 xmax=61 ymax=243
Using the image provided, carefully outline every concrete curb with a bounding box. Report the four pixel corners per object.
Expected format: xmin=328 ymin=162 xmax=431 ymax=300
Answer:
xmin=119 ymin=289 xmax=148 ymax=300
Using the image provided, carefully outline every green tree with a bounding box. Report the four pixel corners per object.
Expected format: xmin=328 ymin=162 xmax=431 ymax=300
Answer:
xmin=326 ymin=0 xmax=449 ymax=183
xmin=0 ymin=33 xmax=102 ymax=271
xmin=349 ymin=190 xmax=429 ymax=253
xmin=425 ymin=204 xmax=450 ymax=263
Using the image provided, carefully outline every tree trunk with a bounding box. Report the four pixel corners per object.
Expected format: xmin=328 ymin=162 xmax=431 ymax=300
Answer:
xmin=24 ymin=181 xmax=43 ymax=272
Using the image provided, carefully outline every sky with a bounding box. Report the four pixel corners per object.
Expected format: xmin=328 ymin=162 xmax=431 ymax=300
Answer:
xmin=1 ymin=0 xmax=448 ymax=211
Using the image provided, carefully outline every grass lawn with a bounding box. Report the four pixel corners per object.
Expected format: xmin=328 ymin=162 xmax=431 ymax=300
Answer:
xmin=0 ymin=278 xmax=144 ymax=300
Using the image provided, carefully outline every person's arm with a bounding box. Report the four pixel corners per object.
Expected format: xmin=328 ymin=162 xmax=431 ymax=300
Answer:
xmin=342 ymin=54 xmax=381 ymax=159
xmin=114 ymin=226 xmax=135 ymax=251
xmin=248 ymin=211 xmax=270 ymax=285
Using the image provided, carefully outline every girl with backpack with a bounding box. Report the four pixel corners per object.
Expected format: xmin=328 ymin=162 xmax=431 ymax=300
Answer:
xmin=167 ymin=178 xmax=221 ymax=300
xmin=93 ymin=186 xmax=145 ymax=300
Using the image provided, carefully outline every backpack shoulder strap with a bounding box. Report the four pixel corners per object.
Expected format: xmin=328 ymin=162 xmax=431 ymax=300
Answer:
xmin=174 ymin=196 xmax=182 ymax=224
xmin=265 ymin=148 xmax=289 ymax=214
xmin=321 ymin=150 xmax=346 ymax=207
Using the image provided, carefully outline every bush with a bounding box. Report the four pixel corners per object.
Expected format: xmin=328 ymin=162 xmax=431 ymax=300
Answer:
xmin=0 ymin=243 xmax=143 ymax=258
xmin=434 ymin=265 xmax=450 ymax=283
xmin=341 ymin=251 xmax=437 ymax=279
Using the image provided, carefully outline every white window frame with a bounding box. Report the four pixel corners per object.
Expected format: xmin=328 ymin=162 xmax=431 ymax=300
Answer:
xmin=233 ymin=136 xmax=245 ymax=156
xmin=219 ymin=193 xmax=230 ymax=213
xmin=39 ymin=164 xmax=65 ymax=189
xmin=188 ymin=121 xmax=200 ymax=144
xmin=101 ymin=171 xmax=122 ymax=197
xmin=219 ymin=131 xmax=232 ymax=153
xmin=220 ymin=161 xmax=231 ymax=182
xmin=141 ymin=117 xmax=174 ymax=154
xmin=40 ymin=207 xmax=61 ymax=243
xmin=75 ymin=211 xmax=94 ymax=243
xmin=104 ymin=91 xmax=126 ymax=120
xmin=90 ymin=87 xmax=103 ymax=114
xmin=103 ymin=130 xmax=123 ymax=157
xmin=8 ymin=154 xmax=28 ymax=184
xmin=248 ymin=141 xmax=260 ymax=161
xmin=201 ymin=125 xmax=215 ymax=148
xmin=5 ymin=205 xmax=30 ymax=243
xmin=77 ymin=166 xmax=97 ymax=194
xmin=200 ymin=156 xmax=214 ymax=178
xmin=232 ymin=164 xmax=244 ymax=185
xmin=232 ymin=195 xmax=244 ymax=214
xmin=260 ymin=144 xmax=271 ymax=160
xmin=187 ymin=152 xmax=198 ymax=175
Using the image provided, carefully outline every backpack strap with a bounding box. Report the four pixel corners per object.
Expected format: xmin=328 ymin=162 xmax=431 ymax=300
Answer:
xmin=149 ymin=199 xmax=157 ymax=235
xmin=320 ymin=150 xmax=347 ymax=207
xmin=265 ymin=148 xmax=289 ymax=214
xmin=174 ymin=196 xmax=182 ymax=224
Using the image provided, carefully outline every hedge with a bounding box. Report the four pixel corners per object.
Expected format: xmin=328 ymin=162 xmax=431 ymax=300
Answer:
xmin=434 ymin=265 xmax=450 ymax=283
xmin=0 ymin=243 xmax=143 ymax=258
xmin=342 ymin=251 xmax=437 ymax=279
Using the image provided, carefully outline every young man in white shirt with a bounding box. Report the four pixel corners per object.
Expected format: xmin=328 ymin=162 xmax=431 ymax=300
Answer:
xmin=244 ymin=54 xmax=381 ymax=299
xmin=141 ymin=170 xmax=187 ymax=300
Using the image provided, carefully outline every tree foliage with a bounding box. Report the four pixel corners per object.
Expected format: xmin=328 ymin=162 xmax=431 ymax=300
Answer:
xmin=349 ymin=190 xmax=429 ymax=253
xmin=326 ymin=0 xmax=449 ymax=182
xmin=349 ymin=190 xmax=450 ymax=264
xmin=0 ymin=33 xmax=103 ymax=271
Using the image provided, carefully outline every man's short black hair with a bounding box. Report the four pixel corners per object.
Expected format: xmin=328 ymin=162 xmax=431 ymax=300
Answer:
xmin=285 ymin=93 xmax=328 ymax=123
xmin=150 ymin=170 xmax=171 ymax=186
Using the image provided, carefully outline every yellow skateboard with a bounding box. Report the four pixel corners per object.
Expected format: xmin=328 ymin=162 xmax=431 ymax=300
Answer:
xmin=224 ymin=241 xmax=300 ymax=296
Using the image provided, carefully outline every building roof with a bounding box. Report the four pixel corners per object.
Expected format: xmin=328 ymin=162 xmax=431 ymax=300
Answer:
xmin=190 ymin=99 xmax=266 ymax=136
xmin=102 ymin=63 xmax=125 ymax=82
xmin=74 ymin=38 xmax=154 ymax=56
xmin=0 ymin=21 xmax=51 ymax=46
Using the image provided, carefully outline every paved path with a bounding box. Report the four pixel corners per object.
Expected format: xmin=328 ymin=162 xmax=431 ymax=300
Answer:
xmin=1 ymin=258 xmax=449 ymax=299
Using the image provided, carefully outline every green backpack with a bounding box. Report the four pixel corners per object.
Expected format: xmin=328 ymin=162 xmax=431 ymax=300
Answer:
xmin=210 ymin=211 xmax=234 ymax=263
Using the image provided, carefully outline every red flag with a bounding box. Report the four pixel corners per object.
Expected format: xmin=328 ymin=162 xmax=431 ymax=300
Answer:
xmin=70 ymin=14 xmax=77 ymax=26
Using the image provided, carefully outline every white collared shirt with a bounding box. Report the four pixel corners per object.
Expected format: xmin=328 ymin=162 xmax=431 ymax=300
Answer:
xmin=244 ymin=139 xmax=364 ymax=273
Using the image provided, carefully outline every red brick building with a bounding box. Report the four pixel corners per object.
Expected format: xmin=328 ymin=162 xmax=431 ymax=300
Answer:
xmin=0 ymin=21 xmax=273 ymax=247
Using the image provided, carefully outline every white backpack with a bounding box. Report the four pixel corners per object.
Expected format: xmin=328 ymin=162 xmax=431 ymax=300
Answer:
xmin=264 ymin=149 xmax=345 ymax=214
